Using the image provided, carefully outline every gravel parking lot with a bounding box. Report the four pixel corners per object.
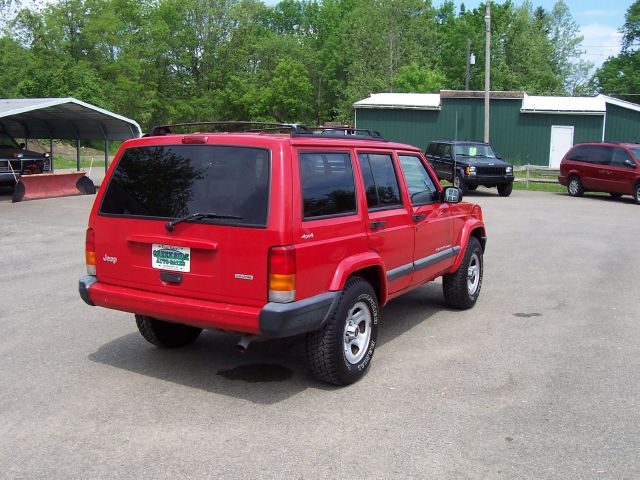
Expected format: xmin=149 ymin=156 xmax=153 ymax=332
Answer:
xmin=0 ymin=188 xmax=638 ymax=479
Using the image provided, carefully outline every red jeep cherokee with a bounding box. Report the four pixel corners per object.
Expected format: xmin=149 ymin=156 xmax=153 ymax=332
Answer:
xmin=79 ymin=123 xmax=487 ymax=385
xmin=559 ymin=142 xmax=640 ymax=204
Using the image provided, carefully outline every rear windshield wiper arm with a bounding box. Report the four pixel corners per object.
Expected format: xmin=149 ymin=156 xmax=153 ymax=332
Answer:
xmin=165 ymin=212 xmax=243 ymax=232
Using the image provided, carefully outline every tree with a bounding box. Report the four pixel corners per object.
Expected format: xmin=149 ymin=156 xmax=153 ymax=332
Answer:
xmin=596 ymin=1 xmax=640 ymax=101
xmin=621 ymin=1 xmax=640 ymax=52
xmin=392 ymin=63 xmax=445 ymax=92
xmin=547 ymin=0 xmax=593 ymax=94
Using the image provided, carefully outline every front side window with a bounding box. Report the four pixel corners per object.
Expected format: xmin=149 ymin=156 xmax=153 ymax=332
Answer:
xmin=299 ymin=151 xmax=357 ymax=219
xmin=358 ymin=153 xmax=403 ymax=209
xmin=611 ymin=148 xmax=633 ymax=167
xmin=100 ymin=145 xmax=270 ymax=226
xmin=398 ymin=155 xmax=439 ymax=205
xmin=434 ymin=143 xmax=446 ymax=157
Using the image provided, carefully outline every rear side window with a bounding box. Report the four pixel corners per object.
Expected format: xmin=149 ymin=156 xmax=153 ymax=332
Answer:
xmin=586 ymin=146 xmax=612 ymax=165
xmin=100 ymin=145 xmax=270 ymax=226
xmin=567 ymin=146 xmax=590 ymax=162
xmin=299 ymin=152 xmax=357 ymax=219
xmin=358 ymin=153 xmax=403 ymax=209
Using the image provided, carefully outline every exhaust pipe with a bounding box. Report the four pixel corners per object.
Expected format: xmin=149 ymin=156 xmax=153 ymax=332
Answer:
xmin=236 ymin=335 xmax=257 ymax=353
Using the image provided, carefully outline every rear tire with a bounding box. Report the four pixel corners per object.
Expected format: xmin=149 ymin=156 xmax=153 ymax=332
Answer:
xmin=568 ymin=175 xmax=584 ymax=197
xmin=306 ymin=277 xmax=379 ymax=386
xmin=135 ymin=315 xmax=202 ymax=348
xmin=443 ymin=237 xmax=483 ymax=310
xmin=634 ymin=183 xmax=640 ymax=205
xmin=497 ymin=183 xmax=513 ymax=197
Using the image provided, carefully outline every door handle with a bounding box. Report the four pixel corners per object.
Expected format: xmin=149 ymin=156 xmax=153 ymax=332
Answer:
xmin=370 ymin=221 xmax=387 ymax=230
xmin=412 ymin=213 xmax=426 ymax=222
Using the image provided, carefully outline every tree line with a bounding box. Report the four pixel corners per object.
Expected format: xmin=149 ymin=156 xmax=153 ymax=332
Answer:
xmin=0 ymin=0 xmax=596 ymax=130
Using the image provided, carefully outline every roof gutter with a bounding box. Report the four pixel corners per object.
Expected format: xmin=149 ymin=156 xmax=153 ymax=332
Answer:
xmin=353 ymin=105 xmax=441 ymax=111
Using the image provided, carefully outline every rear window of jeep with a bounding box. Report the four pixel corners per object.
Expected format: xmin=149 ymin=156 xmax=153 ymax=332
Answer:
xmin=100 ymin=145 xmax=270 ymax=226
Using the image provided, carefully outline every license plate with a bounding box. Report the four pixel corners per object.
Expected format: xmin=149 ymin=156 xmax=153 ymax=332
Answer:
xmin=151 ymin=244 xmax=191 ymax=272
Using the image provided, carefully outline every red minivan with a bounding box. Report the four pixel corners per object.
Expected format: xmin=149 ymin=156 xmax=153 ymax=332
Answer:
xmin=558 ymin=142 xmax=640 ymax=204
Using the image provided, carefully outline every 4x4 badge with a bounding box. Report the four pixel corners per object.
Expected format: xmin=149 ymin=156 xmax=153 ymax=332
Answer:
xmin=301 ymin=233 xmax=314 ymax=240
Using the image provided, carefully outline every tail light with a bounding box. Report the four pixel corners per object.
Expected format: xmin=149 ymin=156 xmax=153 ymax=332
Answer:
xmin=85 ymin=227 xmax=96 ymax=275
xmin=268 ymin=246 xmax=296 ymax=303
xmin=182 ymin=135 xmax=208 ymax=144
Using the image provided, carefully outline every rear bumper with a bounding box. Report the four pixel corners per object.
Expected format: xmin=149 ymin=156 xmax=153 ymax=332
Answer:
xmin=558 ymin=175 xmax=567 ymax=186
xmin=79 ymin=276 xmax=339 ymax=338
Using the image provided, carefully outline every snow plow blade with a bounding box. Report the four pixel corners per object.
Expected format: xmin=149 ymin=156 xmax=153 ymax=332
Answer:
xmin=12 ymin=172 xmax=96 ymax=203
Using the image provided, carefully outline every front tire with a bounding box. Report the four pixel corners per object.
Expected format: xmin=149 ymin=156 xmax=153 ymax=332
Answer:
xmin=497 ymin=183 xmax=513 ymax=197
xmin=454 ymin=172 xmax=467 ymax=195
xmin=135 ymin=315 xmax=202 ymax=348
xmin=634 ymin=183 xmax=640 ymax=205
xmin=568 ymin=175 xmax=584 ymax=197
xmin=306 ymin=277 xmax=379 ymax=386
xmin=443 ymin=237 xmax=483 ymax=310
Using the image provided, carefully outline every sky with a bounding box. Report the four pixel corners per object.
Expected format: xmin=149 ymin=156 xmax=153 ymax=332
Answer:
xmin=445 ymin=0 xmax=629 ymax=68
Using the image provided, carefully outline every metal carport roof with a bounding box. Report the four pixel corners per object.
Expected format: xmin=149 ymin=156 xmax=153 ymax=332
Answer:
xmin=0 ymin=97 xmax=141 ymax=140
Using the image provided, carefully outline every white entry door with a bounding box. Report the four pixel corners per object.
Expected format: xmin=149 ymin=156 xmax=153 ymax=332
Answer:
xmin=549 ymin=125 xmax=574 ymax=168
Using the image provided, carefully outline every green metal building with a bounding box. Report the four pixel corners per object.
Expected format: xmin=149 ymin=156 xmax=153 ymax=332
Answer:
xmin=354 ymin=91 xmax=640 ymax=167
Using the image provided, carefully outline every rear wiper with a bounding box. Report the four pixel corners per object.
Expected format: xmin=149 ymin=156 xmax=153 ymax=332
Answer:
xmin=165 ymin=212 xmax=243 ymax=232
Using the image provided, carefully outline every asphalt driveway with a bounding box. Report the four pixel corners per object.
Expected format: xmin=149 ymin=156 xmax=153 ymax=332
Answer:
xmin=0 ymin=188 xmax=638 ymax=479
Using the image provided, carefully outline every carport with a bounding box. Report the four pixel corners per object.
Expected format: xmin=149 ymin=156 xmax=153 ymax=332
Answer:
xmin=0 ymin=97 xmax=141 ymax=172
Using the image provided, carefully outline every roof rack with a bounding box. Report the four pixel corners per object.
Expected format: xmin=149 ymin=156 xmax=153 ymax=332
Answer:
xmin=295 ymin=127 xmax=387 ymax=141
xmin=148 ymin=121 xmax=387 ymax=141
xmin=148 ymin=121 xmax=312 ymax=136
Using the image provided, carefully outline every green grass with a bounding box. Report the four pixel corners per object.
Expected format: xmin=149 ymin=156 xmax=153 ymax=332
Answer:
xmin=52 ymin=156 xmax=106 ymax=169
xmin=512 ymin=181 xmax=565 ymax=193
xmin=442 ymin=178 xmax=566 ymax=193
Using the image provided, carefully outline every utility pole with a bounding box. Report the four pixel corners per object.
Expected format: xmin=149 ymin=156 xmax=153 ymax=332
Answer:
xmin=465 ymin=38 xmax=471 ymax=90
xmin=484 ymin=0 xmax=491 ymax=143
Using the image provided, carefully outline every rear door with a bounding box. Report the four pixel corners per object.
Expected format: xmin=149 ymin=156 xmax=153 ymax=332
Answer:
xmin=431 ymin=143 xmax=445 ymax=178
xmin=356 ymin=151 xmax=414 ymax=292
xmin=396 ymin=152 xmax=454 ymax=284
xmin=291 ymin=148 xmax=366 ymax=300
xmin=578 ymin=145 xmax=611 ymax=190
xmin=94 ymin=141 xmax=283 ymax=307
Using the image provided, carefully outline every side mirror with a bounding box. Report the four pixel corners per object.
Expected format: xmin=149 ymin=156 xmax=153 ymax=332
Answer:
xmin=444 ymin=187 xmax=462 ymax=203
xmin=625 ymin=159 xmax=637 ymax=169
xmin=19 ymin=143 xmax=25 ymax=149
